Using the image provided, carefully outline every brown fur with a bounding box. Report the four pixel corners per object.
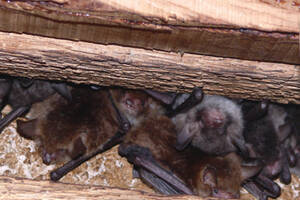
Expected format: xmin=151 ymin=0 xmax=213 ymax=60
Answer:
xmin=122 ymin=115 xmax=250 ymax=199
xmin=17 ymin=87 xmax=120 ymax=164
xmin=111 ymin=89 xmax=165 ymax=126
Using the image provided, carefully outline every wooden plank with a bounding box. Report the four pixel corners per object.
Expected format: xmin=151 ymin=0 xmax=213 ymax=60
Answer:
xmin=0 ymin=176 xmax=206 ymax=200
xmin=1 ymin=0 xmax=299 ymax=32
xmin=0 ymin=0 xmax=299 ymax=64
xmin=0 ymin=32 xmax=299 ymax=104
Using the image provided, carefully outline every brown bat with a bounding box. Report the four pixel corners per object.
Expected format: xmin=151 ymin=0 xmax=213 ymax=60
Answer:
xmin=0 ymin=76 xmax=71 ymax=132
xmin=119 ymin=115 xmax=260 ymax=198
xmin=16 ymin=87 xmax=162 ymax=181
xmin=172 ymin=94 xmax=247 ymax=157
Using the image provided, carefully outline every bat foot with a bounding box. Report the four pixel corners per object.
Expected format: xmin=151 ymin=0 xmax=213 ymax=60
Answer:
xmin=50 ymin=171 xmax=61 ymax=181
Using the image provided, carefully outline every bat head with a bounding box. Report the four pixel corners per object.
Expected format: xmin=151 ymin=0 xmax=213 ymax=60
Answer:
xmin=121 ymin=91 xmax=148 ymax=117
xmin=193 ymin=153 xmax=242 ymax=199
xmin=175 ymin=95 xmax=244 ymax=155
xmin=114 ymin=89 xmax=164 ymax=126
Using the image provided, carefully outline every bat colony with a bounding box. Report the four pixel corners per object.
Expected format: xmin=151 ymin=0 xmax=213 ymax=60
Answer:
xmin=0 ymin=75 xmax=299 ymax=200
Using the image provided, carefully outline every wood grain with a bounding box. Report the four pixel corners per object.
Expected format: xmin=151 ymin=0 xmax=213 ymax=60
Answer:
xmin=0 ymin=0 xmax=298 ymax=64
xmin=0 ymin=176 xmax=206 ymax=200
xmin=0 ymin=32 xmax=299 ymax=104
xmin=1 ymin=0 xmax=298 ymax=32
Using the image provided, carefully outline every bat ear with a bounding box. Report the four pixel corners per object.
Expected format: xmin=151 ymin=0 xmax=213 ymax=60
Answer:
xmin=175 ymin=123 xmax=198 ymax=151
xmin=16 ymin=119 xmax=38 ymax=140
xmin=202 ymin=166 xmax=217 ymax=188
xmin=277 ymin=123 xmax=292 ymax=142
xmin=51 ymin=83 xmax=72 ymax=101
xmin=70 ymin=137 xmax=87 ymax=159
xmin=18 ymin=77 xmax=34 ymax=88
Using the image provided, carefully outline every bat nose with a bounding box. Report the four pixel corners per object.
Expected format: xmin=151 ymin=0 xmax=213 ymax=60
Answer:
xmin=212 ymin=188 xmax=239 ymax=199
xmin=42 ymin=152 xmax=52 ymax=165
xmin=200 ymin=108 xmax=225 ymax=128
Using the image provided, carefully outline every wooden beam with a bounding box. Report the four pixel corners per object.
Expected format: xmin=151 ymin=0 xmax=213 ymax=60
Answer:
xmin=0 ymin=32 xmax=299 ymax=104
xmin=0 ymin=176 xmax=206 ymax=200
xmin=0 ymin=0 xmax=299 ymax=64
xmin=1 ymin=0 xmax=299 ymax=32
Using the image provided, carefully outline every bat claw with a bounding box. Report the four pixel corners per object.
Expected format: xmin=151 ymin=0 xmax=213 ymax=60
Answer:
xmin=50 ymin=171 xmax=60 ymax=181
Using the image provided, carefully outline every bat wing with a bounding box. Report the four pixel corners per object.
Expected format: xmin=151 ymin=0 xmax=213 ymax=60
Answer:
xmin=145 ymin=88 xmax=203 ymax=118
xmin=0 ymin=106 xmax=29 ymax=133
xmin=166 ymin=87 xmax=203 ymax=118
xmin=118 ymin=143 xmax=193 ymax=195
xmin=137 ymin=168 xmax=184 ymax=195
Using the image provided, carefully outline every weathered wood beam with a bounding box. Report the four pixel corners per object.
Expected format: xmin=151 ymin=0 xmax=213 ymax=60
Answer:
xmin=0 ymin=32 xmax=299 ymax=104
xmin=0 ymin=0 xmax=299 ymax=65
xmin=0 ymin=176 xmax=207 ymax=200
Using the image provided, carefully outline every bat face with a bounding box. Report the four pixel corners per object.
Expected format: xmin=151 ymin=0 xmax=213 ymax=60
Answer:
xmin=173 ymin=95 xmax=245 ymax=156
xmin=17 ymin=86 xmax=120 ymax=165
xmin=112 ymin=89 xmax=149 ymax=124
xmin=112 ymin=89 xmax=165 ymax=126
xmin=119 ymin=115 xmax=254 ymax=199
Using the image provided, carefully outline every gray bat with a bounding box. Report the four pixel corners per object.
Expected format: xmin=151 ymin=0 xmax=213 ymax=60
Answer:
xmin=172 ymin=94 xmax=247 ymax=156
xmin=0 ymin=76 xmax=71 ymax=132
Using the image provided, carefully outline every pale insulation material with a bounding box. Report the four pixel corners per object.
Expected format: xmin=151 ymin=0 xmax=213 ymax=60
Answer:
xmin=0 ymin=107 xmax=299 ymax=199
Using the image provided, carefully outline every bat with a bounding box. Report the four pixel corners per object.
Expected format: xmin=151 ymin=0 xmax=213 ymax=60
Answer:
xmin=0 ymin=76 xmax=71 ymax=132
xmin=172 ymin=94 xmax=247 ymax=157
xmin=284 ymin=104 xmax=300 ymax=177
xmin=241 ymin=102 xmax=294 ymax=199
xmin=16 ymin=87 xmax=160 ymax=181
xmin=245 ymin=103 xmax=292 ymax=182
xmin=119 ymin=114 xmax=260 ymax=199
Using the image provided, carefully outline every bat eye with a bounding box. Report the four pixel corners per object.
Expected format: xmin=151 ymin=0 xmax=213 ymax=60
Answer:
xmin=126 ymin=99 xmax=133 ymax=107
xmin=212 ymin=188 xmax=219 ymax=195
